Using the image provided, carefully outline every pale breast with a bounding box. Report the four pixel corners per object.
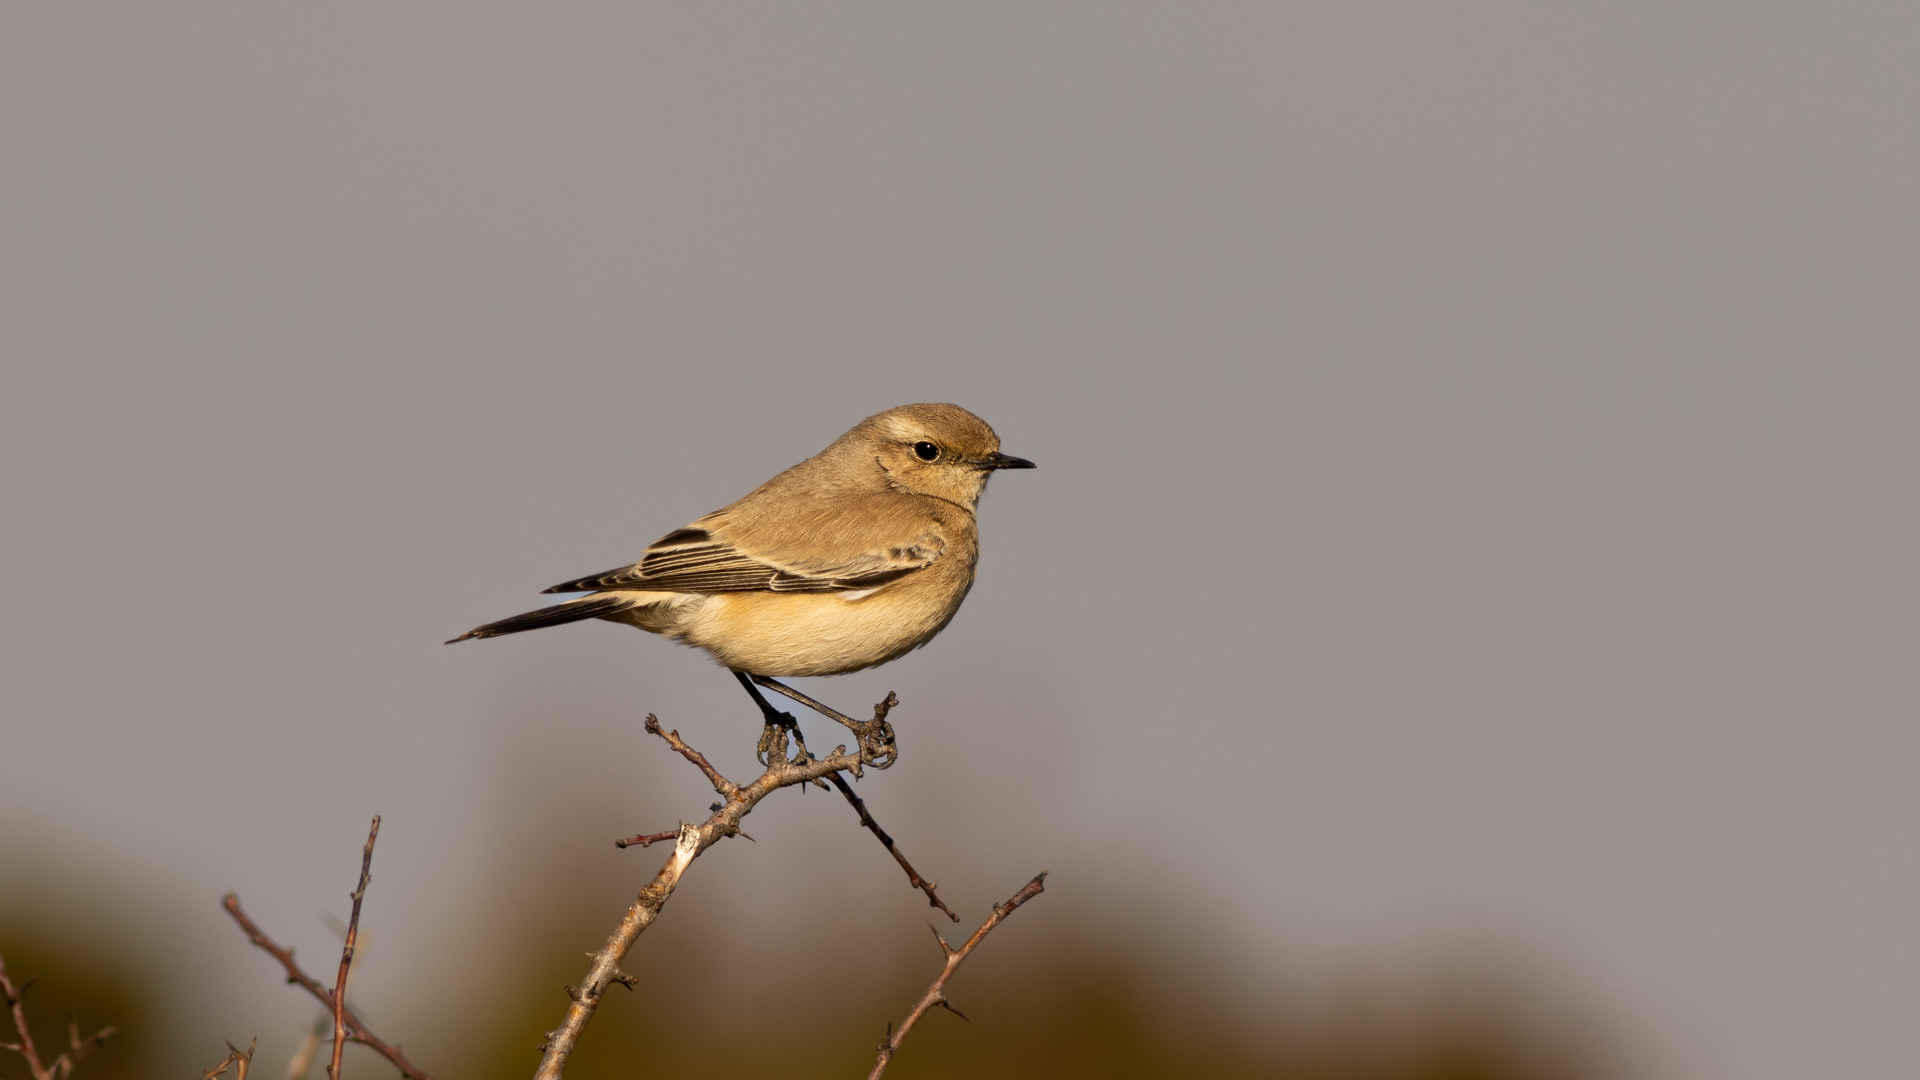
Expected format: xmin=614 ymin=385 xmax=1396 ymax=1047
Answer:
xmin=674 ymin=554 xmax=975 ymax=676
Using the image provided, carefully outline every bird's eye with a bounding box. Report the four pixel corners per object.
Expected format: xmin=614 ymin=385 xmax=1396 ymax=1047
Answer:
xmin=913 ymin=441 xmax=939 ymax=461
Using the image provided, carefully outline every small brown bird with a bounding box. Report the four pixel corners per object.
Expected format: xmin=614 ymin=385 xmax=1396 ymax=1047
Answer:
xmin=448 ymin=403 xmax=1033 ymax=724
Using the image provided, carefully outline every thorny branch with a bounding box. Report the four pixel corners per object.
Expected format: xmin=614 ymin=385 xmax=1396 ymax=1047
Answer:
xmin=650 ymin=724 xmax=738 ymax=793
xmin=330 ymin=816 xmax=380 ymax=1080
xmin=200 ymin=1038 xmax=256 ymax=1080
xmin=620 ymin=687 xmax=957 ymax=920
xmin=222 ymin=891 xmax=433 ymax=1080
xmin=612 ymin=829 xmax=680 ymax=850
xmin=826 ymin=771 xmax=959 ymax=922
xmin=0 ymin=956 xmax=116 ymax=1080
xmin=536 ymin=692 xmax=905 ymax=1080
xmin=205 ymin=689 xmax=1031 ymax=1080
xmin=868 ymin=872 xmax=1048 ymax=1080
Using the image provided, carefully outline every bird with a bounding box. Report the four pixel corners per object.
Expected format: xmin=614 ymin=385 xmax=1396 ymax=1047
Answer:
xmin=447 ymin=402 xmax=1033 ymax=732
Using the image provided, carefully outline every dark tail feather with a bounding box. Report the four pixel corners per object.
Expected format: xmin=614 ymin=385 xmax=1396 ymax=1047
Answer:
xmin=445 ymin=594 xmax=635 ymax=644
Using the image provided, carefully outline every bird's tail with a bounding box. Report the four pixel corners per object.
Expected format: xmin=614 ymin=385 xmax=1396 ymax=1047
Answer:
xmin=445 ymin=594 xmax=637 ymax=644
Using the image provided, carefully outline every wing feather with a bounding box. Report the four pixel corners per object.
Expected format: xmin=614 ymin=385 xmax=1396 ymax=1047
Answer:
xmin=542 ymin=531 xmax=940 ymax=596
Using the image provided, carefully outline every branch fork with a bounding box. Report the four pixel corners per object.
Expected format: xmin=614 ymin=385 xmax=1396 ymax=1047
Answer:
xmin=538 ymin=713 xmax=876 ymax=1079
xmin=867 ymin=872 xmax=1049 ymax=1080
xmin=622 ymin=702 xmax=957 ymax=922
xmin=541 ymin=689 xmax=931 ymax=1079
xmin=199 ymin=1038 xmax=256 ymax=1080
xmin=0 ymin=956 xmax=117 ymax=1080
xmin=222 ymin=816 xmax=432 ymax=1080
xmin=213 ymin=689 xmax=1041 ymax=1080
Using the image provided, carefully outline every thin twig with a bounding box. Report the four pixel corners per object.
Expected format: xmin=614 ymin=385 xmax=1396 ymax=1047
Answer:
xmin=51 ymin=1014 xmax=114 ymax=1079
xmin=868 ymin=872 xmax=1048 ymax=1080
xmin=329 ymin=816 xmax=380 ymax=1080
xmin=0 ymin=956 xmax=115 ymax=1080
xmin=750 ymin=684 xmax=950 ymax=916
xmin=0 ymin=957 xmax=44 ymax=1080
xmin=221 ymin=895 xmax=434 ymax=1080
xmin=644 ymin=714 xmax=737 ymax=796
xmin=200 ymin=1038 xmax=256 ymax=1080
xmin=622 ymin=697 xmax=954 ymax=916
xmin=292 ymin=915 xmax=367 ymax=1080
xmin=533 ymin=711 xmax=888 ymax=1080
xmin=612 ymin=829 xmax=680 ymax=850
xmin=826 ymin=772 xmax=959 ymax=922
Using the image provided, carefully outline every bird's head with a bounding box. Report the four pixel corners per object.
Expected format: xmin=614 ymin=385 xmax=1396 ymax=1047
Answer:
xmin=852 ymin=403 xmax=1034 ymax=508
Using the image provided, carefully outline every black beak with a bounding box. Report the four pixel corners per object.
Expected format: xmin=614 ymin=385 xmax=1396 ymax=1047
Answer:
xmin=977 ymin=451 xmax=1036 ymax=470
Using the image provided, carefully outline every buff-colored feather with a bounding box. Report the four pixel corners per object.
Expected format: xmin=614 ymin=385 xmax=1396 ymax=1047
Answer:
xmin=449 ymin=403 xmax=1033 ymax=677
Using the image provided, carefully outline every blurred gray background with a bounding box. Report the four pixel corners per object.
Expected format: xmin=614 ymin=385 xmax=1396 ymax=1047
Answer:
xmin=2 ymin=5 xmax=1915 ymax=1078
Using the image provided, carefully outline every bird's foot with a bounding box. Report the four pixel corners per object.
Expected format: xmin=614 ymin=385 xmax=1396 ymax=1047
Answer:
xmin=747 ymin=677 xmax=900 ymax=771
xmin=853 ymin=692 xmax=900 ymax=770
xmin=754 ymin=709 xmax=805 ymax=768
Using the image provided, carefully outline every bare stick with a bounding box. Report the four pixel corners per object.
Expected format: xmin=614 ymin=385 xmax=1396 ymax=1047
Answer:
xmin=619 ymin=744 xmax=948 ymax=917
xmin=200 ymin=1037 xmax=255 ymax=1080
xmin=612 ymin=829 xmax=680 ymax=850
xmin=329 ymin=816 xmax=380 ymax=1080
xmin=533 ymin=714 xmax=884 ymax=1080
xmin=826 ymin=772 xmax=959 ymax=922
xmin=868 ymin=872 xmax=1048 ymax=1080
xmin=221 ymin=896 xmax=433 ymax=1080
xmin=650 ymin=723 xmax=737 ymax=796
xmin=0 ymin=956 xmax=115 ymax=1080
xmin=0 ymin=956 xmax=46 ymax=1080
xmin=624 ymin=694 xmax=954 ymax=915
xmin=51 ymin=1014 xmax=115 ymax=1079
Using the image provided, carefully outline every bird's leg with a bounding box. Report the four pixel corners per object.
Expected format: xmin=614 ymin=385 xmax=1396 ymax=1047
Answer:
xmin=735 ymin=671 xmax=808 ymax=766
xmin=748 ymin=675 xmax=898 ymax=770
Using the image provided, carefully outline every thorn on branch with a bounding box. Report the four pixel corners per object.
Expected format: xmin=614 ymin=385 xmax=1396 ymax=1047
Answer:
xmin=994 ymin=871 xmax=1049 ymax=918
xmin=867 ymin=871 xmax=1049 ymax=1080
xmin=615 ymin=829 xmax=679 ymax=850
xmin=327 ymin=816 xmax=381 ymax=1080
xmin=61 ymin=1012 xmax=116 ymax=1069
xmin=646 ymin=714 xmax=739 ymax=796
xmin=831 ymin=771 xmax=960 ymax=922
xmin=534 ymin=696 xmax=929 ymax=1080
xmin=199 ymin=1037 xmax=255 ymax=1080
xmin=0 ymin=955 xmax=117 ymax=1080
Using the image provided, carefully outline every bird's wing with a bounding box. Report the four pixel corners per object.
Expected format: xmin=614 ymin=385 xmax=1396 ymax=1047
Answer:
xmin=542 ymin=519 xmax=944 ymax=596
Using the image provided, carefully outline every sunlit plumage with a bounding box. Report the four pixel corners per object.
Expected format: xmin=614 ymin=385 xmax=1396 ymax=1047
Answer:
xmin=448 ymin=403 xmax=1033 ymax=677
